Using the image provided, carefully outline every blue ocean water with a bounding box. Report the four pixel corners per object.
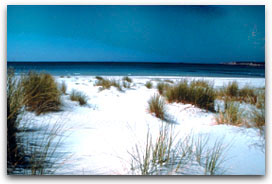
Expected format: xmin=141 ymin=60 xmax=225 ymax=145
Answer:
xmin=7 ymin=62 xmax=265 ymax=78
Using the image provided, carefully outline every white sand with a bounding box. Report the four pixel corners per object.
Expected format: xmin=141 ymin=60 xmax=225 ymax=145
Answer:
xmin=20 ymin=76 xmax=265 ymax=175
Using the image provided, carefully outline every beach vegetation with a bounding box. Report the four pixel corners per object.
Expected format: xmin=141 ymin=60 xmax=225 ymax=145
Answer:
xmin=21 ymin=71 xmax=61 ymax=115
xmin=129 ymin=124 xmax=229 ymax=175
xmin=60 ymin=81 xmax=67 ymax=95
xmin=95 ymin=76 xmax=104 ymax=81
xmin=145 ymin=81 xmax=153 ymax=89
xmin=70 ymin=90 xmax=88 ymax=105
xmin=157 ymin=82 xmax=170 ymax=95
xmin=94 ymin=78 xmax=123 ymax=91
xmin=165 ymin=79 xmax=215 ymax=111
xmin=148 ymin=94 xmax=166 ymax=120
xmin=217 ymin=82 xmax=258 ymax=104
xmin=164 ymin=79 xmax=174 ymax=84
xmin=122 ymin=76 xmax=133 ymax=83
xmin=7 ymin=69 xmax=24 ymax=169
xmin=215 ymin=101 xmax=244 ymax=126
xmin=7 ymin=69 xmax=66 ymax=175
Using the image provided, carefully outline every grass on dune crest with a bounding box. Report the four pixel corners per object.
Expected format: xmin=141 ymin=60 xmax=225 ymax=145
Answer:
xmin=165 ymin=79 xmax=216 ymax=111
xmin=21 ymin=71 xmax=62 ymax=115
xmin=70 ymin=89 xmax=88 ymax=105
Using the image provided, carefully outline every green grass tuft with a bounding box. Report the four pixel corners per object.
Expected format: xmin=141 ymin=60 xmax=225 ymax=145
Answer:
xmin=145 ymin=81 xmax=153 ymax=89
xmin=148 ymin=94 xmax=166 ymax=120
xmin=165 ymin=79 xmax=215 ymax=111
xmin=70 ymin=90 xmax=88 ymax=105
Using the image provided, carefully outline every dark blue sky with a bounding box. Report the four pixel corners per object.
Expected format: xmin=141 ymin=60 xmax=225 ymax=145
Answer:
xmin=7 ymin=5 xmax=265 ymax=63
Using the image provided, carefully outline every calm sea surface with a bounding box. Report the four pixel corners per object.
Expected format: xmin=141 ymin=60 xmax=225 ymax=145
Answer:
xmin=7 ymin=62 xmax=265 ymax=78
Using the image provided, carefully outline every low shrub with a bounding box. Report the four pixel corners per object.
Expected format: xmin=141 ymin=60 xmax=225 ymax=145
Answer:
xmin=148 ymin=94 xmax=166 ymax=120
xmin=21 ymin=71 xmax=61 ymax=115
xmin=145 ymin=81 xmax=153 ymax=89
xmin=70 ymin=90 xmax=88 ymax=105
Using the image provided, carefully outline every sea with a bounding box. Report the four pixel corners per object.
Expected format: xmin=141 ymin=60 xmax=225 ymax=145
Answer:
xmin=7 ymin=62 xmax=265 ymax=78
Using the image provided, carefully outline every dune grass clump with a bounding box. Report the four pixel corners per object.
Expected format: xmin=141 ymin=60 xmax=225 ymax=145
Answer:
xmin=256 ymin=89 xmax=265 ymax=109
xmin=157 ymin=82 xmax=170 ymax=95
xmin=59 ymin=81 xmax=67 ymax=95
xmin=129 ymin=125 xmax=190 ymax=175
xmin=7 ymin=69 xmax=24 ymax=168
xmin=7 ymin=69 xmax=66 ymax=175
xmin=95 ymin=76 xmax=104 ymax=81
xmin=94 ymin=78 xmax=123 ymax=91
xmin=215 ymin=101 xmax=244 ymax=126
xmin=21 ymin=71 xmax=61 ymax=115
xmin=129 ymin=124 xmax=229 ymax=175
xmin=225 ymin=81 xmax=239 ymax=97
xmin=218 ymin=82 xmax=257 ymax=104
xmin=148 ymin=94 xmax=166 ymax=120
xmin=165 ymin=79 xmax=215 ymax=111
xmin=70 ymin=90 xmax=88 ymax=105
xmin=145 ymin=81 xmax=153 ymax=89
xmin=122 ymin=76 xmax=133 ymax=83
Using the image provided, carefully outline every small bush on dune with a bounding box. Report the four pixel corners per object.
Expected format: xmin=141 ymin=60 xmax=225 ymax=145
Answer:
xmin=21 ymin=71 xmax=61 ymax=115
xmin=145 ymin=81 xmax=153 ymax=89
xmin=148 ymin=94 xmax=166 ymax=120
xmin=70 ymin=90 xmax=88 ymax=105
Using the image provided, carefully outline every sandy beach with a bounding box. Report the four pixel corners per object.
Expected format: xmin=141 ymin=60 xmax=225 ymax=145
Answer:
xmin=16 ymin=76 xmax=265 ymax=175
